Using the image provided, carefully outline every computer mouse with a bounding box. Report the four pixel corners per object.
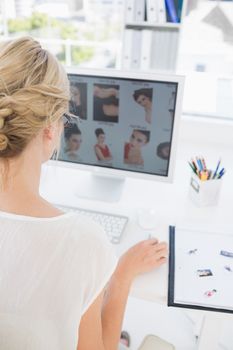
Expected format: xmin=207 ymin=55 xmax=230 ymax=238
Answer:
xmin=137 ymin=208 xmax=159 ymax=230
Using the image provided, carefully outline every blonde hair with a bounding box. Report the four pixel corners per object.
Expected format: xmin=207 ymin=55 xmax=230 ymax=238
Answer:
xmin=0 ymin=36 xmax=69 ymax=158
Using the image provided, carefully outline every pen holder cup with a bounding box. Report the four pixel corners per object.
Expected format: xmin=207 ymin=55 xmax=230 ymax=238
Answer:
xmin=189 ymin=174 xmax=222 ymax=207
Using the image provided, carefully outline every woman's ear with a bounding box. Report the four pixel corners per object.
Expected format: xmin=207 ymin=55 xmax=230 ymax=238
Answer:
xmin=43 ymin=121 xmax=63 ymax=143
xmin=43 ymin=126 xmax=54 ymax=141
xmin=42 ymin=122 xmax=63 ymax=162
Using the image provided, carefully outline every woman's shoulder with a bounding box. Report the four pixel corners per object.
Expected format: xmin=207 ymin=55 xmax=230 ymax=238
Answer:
xmin=64 ymin=214 xmax=117 ymax=284
xmin=63 ymin=213 xmax=114 ymax=255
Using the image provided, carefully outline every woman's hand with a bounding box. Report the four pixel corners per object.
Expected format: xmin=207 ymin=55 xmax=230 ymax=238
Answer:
xmin=115 ymin=239 xmax=168 ymax=283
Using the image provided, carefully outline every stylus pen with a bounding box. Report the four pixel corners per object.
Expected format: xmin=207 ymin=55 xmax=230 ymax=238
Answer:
xmin=191 ymin=160 xmax=198 ymax=172
xmin=207 ymin=170 xmax=212 ymax=180
xmin=218 ymin=167 xmax=225 ymax=176
xmin=213 ymin=159 xmax=221 ymax=179
xmin=218 ymin=169 xmax=225 ymax=179
xmin=196 ymin=157 xmax=203 ymax=172
xmin=188 ymin=162 xmax=196 ymax=174
xmin=201 ymin=157 xmax=207 ymax=171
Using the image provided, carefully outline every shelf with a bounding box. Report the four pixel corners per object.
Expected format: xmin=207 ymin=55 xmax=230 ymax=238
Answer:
xmin=125 ymin=22 xmax=181 ymax=29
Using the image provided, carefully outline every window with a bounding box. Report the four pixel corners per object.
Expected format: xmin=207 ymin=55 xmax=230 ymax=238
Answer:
xmin=1 ymin=0 xmax=232 ymax=120
xmin=0 ymin=0 xmax=124 ymax=69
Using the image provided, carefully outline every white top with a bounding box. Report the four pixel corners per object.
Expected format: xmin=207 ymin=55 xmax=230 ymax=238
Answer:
xmin=0 ymin=211 xmax=117 ymax=350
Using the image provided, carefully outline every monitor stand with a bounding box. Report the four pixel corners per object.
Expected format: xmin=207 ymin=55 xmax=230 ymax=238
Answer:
xmin=76 ymin=171 xmax=126 ymax=202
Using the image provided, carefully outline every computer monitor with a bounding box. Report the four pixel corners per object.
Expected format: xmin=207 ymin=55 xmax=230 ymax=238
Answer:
xmin=55 ymin=68 xmax=184 ymax=201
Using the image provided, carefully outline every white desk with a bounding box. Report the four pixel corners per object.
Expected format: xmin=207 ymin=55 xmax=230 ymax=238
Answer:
xmin=40 ymin=117 xmax=233 ymax=349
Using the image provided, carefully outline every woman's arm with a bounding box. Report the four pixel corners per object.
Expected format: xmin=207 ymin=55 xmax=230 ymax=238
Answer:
xmin=76 ymin=273 xmax=129 ymax=350
xmin=77 ymin=239 xmax=167 ymax=350
xmin=101 ymin=239 xmax=167 ymax=350
xmin=77 ymin=290 xmax=106 ymax=350
xmin=95 ymin=145 xmax=105 ymax=161
xmin=101 ymin=266 xmax=131 ymax=350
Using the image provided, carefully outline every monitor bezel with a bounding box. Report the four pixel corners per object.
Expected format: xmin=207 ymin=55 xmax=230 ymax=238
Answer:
xmin=50 ymin=67 xmax=184 ymax=183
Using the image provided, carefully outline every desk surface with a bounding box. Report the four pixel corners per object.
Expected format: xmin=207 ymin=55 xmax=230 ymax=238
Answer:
xmin=40 ymin=131 xmax=233 ymax=304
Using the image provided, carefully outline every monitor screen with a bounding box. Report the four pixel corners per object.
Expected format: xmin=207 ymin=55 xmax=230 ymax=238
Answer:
xmin=58 ymin=69 xmax=184 ymax=182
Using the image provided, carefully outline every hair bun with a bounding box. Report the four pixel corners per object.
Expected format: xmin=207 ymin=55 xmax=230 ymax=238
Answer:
xmin=0 ymin=37 xmax=69 ymax=160
xmin=0 ymin=117 xmax=4 ymax=129
xmin=0 ymin=133 xmax=9 ymax=151
xmin=0 ymin=107 xmax=13 ymax=118
xmin=0 ymin=94 xmax=14 ymax=106
xmin=0 ymin=106 xmax=14 ymax=130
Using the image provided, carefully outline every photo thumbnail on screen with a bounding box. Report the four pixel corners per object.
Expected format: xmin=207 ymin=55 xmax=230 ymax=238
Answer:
xmin=70 ymin=82 xmax=87 ymax=120
xmin=93 ymin=84 xmax=119 ymax=123
xmin=124 ymin=129 xmax=150 ymax=166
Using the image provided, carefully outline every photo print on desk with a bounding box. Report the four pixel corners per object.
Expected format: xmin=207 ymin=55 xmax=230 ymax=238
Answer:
xmin=220 ymin=250 xmax=233 ymax=258
xmin=204 ymin=289 xmax=217 ymax=298
xmin=197 ymin=269 xmax=213 ymax=277
xmin=188 ymin=249 xmax=198 ymax=255
xmin=224 ymin=265 xmax=232 ymax=272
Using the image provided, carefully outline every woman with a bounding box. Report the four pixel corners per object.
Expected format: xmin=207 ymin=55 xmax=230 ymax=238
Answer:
xmin=69 ymin=82 xmax=87 ymax=120
xmin=60 ymin=122 xmax=83 ymax=162
xmin=124 ymin=129 xmax=150 ymax=166
xmin=156 ymin=142 xmax=170 ymax=160
xmin=94 ymin=127 xmax=112 ymax=161
xmin=0 ymin=37 xmax=167 ymax=350
xmin=133 ymin=88 xmax=153 ymax=124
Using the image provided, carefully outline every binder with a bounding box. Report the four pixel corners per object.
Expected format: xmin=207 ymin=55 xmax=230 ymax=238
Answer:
xmin=168 ymin=226 xmax=233 ymax=314
xmin=165 ymin=29 xmax=178 ymax=71
xmin=166 ymin=0 xmax=183 ymax=22
xmin=160 ymin=29 xmax=170 ymax=71
xmin=140 ymin=29 xmax=152 ymax=70
xmin=135 ymin=0 xmax=146 ymax=23
xmin=122 ymin=29 xmax=134 ymax=69
xmin=146 ymin=0 xmax=158 ymax=23
xmin=150 ymin=30 xmax=160 ymax=70
xmin=177 ymin=0 xmax=183 ymax=21
xmin=165 ymin=0 xmax=179 ymax=23
xmin=151 ymin=29 xmax=169 ymax=72
xmin=125 ymin=0 xmax=136 ymax=23
xmin=131 ymin=29 xmax=142 ymax=69
xmin=157 ymin=0 xmax=167 ymax=23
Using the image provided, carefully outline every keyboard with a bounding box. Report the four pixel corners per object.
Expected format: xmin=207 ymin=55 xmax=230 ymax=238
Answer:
xmin=56 ymin=204 xmax=128 ymax=244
